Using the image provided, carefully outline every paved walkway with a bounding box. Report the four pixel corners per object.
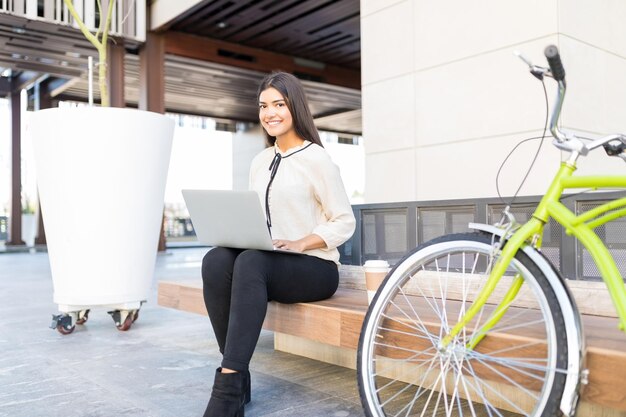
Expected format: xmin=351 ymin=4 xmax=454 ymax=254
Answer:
xmin=0 ymin=248 xmax=365 ymax=417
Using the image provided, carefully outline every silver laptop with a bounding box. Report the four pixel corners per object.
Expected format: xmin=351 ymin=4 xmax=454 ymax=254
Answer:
xmin=182 ymin=189 xmax=300 ymax=254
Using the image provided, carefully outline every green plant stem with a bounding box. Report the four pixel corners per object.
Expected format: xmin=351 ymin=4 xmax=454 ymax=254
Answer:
xmin=63 ymin=0 xmax=114 ymax=107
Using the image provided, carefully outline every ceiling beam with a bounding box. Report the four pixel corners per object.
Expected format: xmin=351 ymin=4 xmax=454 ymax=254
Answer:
xmin=10 ymin=71 xmax=40 ymax=92
xmin=163 ymin=31 xmax=360 ymax=90
xmin=40 ymin=76 xmax=77 ymax=98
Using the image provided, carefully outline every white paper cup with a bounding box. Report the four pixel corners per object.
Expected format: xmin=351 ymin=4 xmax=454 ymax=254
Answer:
xmin=364 ymin=260 xmax=390 ymax=304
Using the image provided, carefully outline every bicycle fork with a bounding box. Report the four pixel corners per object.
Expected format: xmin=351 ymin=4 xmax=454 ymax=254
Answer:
xmin=440 ymin=219 xmax=543 ymax=350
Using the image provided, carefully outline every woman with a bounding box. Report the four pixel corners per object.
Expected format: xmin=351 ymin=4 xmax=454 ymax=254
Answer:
xmin=201 ymin=72 xmax=356 ymax=417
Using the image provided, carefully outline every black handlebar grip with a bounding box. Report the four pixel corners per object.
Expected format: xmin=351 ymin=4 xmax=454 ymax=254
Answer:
xmin=544 ymin=45 xmax=565 ymax=81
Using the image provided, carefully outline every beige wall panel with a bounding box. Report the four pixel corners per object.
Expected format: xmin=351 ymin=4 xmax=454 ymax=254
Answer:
xmin=362 ymin=74 xmax=415 ymax=153
xmin=361 ymin=1 xmax=626 ymax=203
xmin=559 ymin=37 xmax=626 ymax=136
xmin=413 ymin=0 xmax=557 ymax=70
xmin=560 ymin=0 xmax=626 ymax=58
xmin=232 ymin=125 xmax=266 ymax=191
xmin=414 ymin=133 xmax=561 ymax=201
xmin=414 ymin=37 xmax=558 ymax=147
xmin=365 ymin=150 xmax=416 ymax=203
xmin=360 ymin=0 xmax=406 ymax=18
xmin=361 ymin=1 xmax=414 ymax=85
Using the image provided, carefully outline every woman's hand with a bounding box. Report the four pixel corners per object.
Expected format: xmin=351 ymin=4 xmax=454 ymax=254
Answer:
xmin=273 ymin=234 xmax=327 ymax=253
xmin=272 ymin=239 xmax=307 ymax=253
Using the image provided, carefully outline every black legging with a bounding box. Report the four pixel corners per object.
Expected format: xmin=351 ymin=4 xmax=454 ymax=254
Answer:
xmin=201 ymin=247 xmax=339 ymax=371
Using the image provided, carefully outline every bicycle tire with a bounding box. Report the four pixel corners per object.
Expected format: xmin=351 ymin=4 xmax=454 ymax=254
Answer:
xmin=357 ymin=232 xmax=568 ymax=417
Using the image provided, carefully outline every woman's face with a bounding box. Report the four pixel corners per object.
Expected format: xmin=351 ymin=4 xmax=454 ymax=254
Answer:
xmin=259 ymin=87 xmax=294 ymax=139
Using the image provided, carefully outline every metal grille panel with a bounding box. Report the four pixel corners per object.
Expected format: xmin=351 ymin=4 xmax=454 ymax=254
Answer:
xmin=418 ymin=207 xmax=474 ymax=244
xmin=362 ymin=209 xmax=407 ymax=265
xmin=577 ymin=200 xmax=626 ymax=280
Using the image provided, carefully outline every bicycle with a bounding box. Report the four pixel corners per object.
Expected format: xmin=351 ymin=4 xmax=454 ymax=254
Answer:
xmin=357 ymin=45 xmax=626 ymax=417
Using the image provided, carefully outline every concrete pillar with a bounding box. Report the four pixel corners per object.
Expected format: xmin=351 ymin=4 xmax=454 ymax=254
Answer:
xmin=7 ymin=87 xmax=24 ymax=246
xmin=107 ymin=41 xmax=125 ymax=108
xmin=232 ymin=124 xmax=266 ymax=191
xmin=139 ymin=32 xmax=167 ymax=251
xmin=34 ymin=85 xmax=54 ymax=246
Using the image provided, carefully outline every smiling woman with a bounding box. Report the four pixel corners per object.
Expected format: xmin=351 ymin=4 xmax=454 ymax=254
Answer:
xmin=257 ymin=72 xmax=323 ymax=150
xmin=258 ymin=88 xmax=294 ymax=140
xmin=198 ymin=72 xmax=356 ymax=417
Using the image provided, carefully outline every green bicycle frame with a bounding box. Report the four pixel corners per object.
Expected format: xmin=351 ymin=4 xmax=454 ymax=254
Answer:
xmin=442 ymin=161 xmax=626 ymax=348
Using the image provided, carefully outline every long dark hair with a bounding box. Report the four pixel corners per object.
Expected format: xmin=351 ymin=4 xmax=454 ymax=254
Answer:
xmin=257 ymin=72 xmax=323 ymax=147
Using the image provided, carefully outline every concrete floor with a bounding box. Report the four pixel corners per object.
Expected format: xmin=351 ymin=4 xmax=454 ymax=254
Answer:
xmin=0 ymin=248 xmax=365 ymax=417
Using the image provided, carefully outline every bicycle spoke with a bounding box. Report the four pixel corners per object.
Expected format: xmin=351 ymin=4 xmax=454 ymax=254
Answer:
xmin=373 ymin=348 xmax=437 ymax=389
xmin=448 ymin=352 xmax=466 ymax=417
xmin=434 ymin=355 xmax=450 ymax=416
xmin=467 ymin=350 xmax=559 ymax=375
xmin=379 ymin=352 xmax=440 ymax=412
xmin=489 ymin=318 xmax=546 ymax=334
xmin=461 ymin=359 xmax=514 ymax=417
xmin=481 ymin=339 xmax=545 ymax=357
xmin=466 ymin=354 xmax=540 ymax=404
xmin=377 ymin=324 xmax=437 ymax=343
xmin=417 ymin=357 xmax=448 ymax=417
xmin=386 ymin=298 xmax=441 ymax=347
xmin=458 ymin=361 xmax=479 ymax=417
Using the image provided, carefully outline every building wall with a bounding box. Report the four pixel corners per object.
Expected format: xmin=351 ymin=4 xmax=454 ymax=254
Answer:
xmin=361 ymin=0 xmax=626 ymax=203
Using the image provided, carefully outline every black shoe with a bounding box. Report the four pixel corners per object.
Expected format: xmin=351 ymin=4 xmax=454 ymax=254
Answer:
xmin=203 ymin=368 xmax=246 ymax=417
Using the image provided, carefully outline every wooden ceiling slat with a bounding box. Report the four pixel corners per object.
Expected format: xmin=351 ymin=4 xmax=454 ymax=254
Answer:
xmin=243 ymin=1 xmax=357 ymax=48
xmin=174 ymin=0 xmax=239 ymax=33
xmin=178 ymin=1 xmax=281 ymax=38
xmin=168 ymin=0 xmax=360 ymax=70
xmin=208 ymin=0 xmax=302 ymax=39
xmin=307 ymin=11 xmax=360 ymax=36
xmin=185 ymin=0 xmax=272 ymax=36
xmin=311 ymin=13 xmax=361 ymax=37
xmin=223 ymin=0 xmax=334 ymax=43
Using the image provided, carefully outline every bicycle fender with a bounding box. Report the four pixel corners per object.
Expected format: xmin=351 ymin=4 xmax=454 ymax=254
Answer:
xmin=469 ymin=222 xmax=585 ymax=417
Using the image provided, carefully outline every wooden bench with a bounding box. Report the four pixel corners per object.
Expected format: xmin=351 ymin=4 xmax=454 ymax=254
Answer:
xmin=157 ymin=266 xmax=626 ymax=417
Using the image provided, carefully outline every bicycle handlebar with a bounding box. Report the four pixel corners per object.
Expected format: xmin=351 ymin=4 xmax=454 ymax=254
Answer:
xmin=542 ymin=45 xmax=570 ymax=146
xmin=544 ymin=45 xmax=565 ymax=82
xmin=521 ymin=45 xmax=626 ymax=160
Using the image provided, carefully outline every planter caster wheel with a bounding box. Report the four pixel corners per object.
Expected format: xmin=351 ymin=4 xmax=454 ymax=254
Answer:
xmin=50 ymin=314 xmax=75 ymax=335
xmin=108 ymin=310 xmax=135 ymax=331
xmin=76 ymin=309 xmax=90 ymax=325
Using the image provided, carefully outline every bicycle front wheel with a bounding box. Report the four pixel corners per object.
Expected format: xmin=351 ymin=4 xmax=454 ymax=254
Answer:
xmin=357 ymin=233 xmax=568 ymax=417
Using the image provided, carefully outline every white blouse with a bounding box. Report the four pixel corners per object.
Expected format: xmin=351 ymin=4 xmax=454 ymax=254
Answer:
xmin=249 ymin=140 xmax=356 ymax=264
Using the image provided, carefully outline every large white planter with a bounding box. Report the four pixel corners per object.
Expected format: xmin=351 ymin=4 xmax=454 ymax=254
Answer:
xmin=30 ymin=107 xmax=174 ymax=312
xmin=21 ymin=213 xmax=36 ymax=247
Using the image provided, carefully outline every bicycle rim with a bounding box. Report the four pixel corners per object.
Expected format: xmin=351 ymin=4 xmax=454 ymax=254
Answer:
xmin=358 ymin=233 xmax=568 ymax=417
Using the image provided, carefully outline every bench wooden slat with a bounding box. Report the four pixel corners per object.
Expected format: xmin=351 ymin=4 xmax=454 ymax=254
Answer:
xmin=157 ymin=280 xmax=626 ymax=412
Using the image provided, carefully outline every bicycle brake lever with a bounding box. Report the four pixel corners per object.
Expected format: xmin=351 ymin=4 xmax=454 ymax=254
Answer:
xmin=514 ymin=50 xmax=533 ymax=68
xmin=514 ymin=50 xmax=549 ymax=80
